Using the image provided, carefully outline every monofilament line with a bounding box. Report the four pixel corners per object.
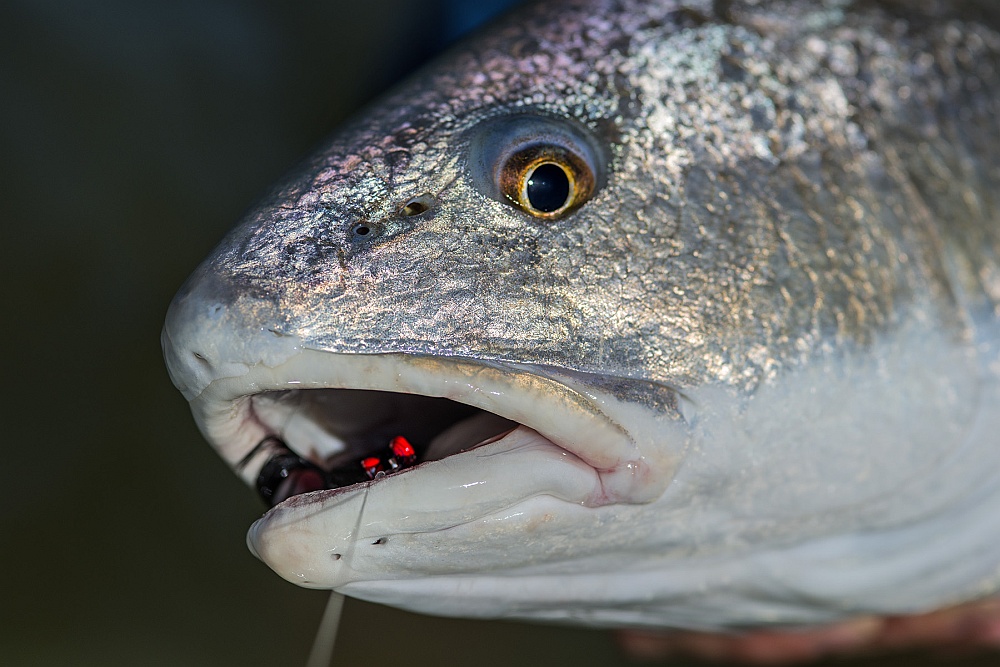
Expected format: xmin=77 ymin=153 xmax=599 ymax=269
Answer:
xmin=305 ymin=475 xmax=379 ymax=667
xmin=305 ymin=592 xmax=345 ymax=667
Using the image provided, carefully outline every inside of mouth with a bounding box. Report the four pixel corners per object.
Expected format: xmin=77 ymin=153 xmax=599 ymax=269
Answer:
xmin=248 ymin=389 xmax=518 ymax=506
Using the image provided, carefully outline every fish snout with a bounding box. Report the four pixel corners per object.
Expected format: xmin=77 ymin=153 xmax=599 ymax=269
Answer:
xmin=162 ymin=265 xmax=296 ymax=401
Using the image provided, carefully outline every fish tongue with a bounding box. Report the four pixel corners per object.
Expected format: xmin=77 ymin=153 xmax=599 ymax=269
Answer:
xmin=424 ymin=412 xmax=518 ymax=461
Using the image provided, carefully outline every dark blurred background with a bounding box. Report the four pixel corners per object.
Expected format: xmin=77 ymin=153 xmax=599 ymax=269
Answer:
xmin=1 ymin=1 xmax=997 ymax=665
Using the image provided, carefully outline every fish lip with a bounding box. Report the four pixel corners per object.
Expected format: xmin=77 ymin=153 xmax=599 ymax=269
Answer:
xmin=248 ymin=421 xmax=521 ymax=513
xmin=177 ymin=345 xmax=680 ymax=588
xmin=244 ymin=423 xmax=609 ymax=589
xmin=184 ymin=346 xmax=665 ymax=506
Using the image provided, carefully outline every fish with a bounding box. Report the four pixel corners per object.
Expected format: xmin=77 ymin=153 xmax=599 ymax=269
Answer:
xmin=162 ymin=0 xmax=1000 ymax=634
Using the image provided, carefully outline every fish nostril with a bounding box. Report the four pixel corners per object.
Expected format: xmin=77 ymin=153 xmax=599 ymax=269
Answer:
xmin=331 ymin=553 xmax=342 ymax=561
xmin=192 ymin=352 xmax=210 ymax=364
xmin=399 ymin=193 xmax=436 ymax=216
xmin=372 ymin=537 xmax=388 ymax=545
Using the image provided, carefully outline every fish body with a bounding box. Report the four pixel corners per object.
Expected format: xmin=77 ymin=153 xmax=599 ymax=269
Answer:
xmin=163 ymin=0 xmax=1000 ymax=629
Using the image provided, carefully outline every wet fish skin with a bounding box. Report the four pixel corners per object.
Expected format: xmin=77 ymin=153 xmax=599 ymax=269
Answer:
xmin=190 ymin=0 xmax=1000 ymax=392
xmin=164 ymin=0 xmax=1000 ymax=628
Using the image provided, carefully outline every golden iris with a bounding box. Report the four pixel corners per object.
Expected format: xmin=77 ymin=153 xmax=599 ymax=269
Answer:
xmin=498 ymin=145 xmax=594 ymax=219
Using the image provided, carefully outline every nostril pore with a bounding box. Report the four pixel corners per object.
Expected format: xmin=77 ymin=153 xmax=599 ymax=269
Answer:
xmin=400 ymin=194 xmax=435 ymax=216
xmin=372 ymin=537 xmax=388 ymax=545
xmin=193 ymin=352 xmax=209 ymax=364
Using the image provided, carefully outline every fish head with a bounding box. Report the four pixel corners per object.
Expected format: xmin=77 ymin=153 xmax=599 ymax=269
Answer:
xmin=163 ymin=0 xmax=1000 ymax=629
xmin=161 ymin=6 xmax=697 ymax=623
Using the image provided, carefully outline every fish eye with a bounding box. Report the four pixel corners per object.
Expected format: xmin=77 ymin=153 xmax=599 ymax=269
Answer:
xmin=466 ymin=114 xmax=606 ymax=221
xmin=498 ymin=146 xmax=594 ymax=218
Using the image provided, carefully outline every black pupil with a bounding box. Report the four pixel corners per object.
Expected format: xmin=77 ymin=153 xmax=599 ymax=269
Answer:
xmin=525 ymin=162 xmax=570 ymax=213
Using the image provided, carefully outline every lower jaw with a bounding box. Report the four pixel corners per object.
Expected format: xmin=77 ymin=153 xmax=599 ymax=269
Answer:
xmin=246 ymin=424 xmax=607 ymax=588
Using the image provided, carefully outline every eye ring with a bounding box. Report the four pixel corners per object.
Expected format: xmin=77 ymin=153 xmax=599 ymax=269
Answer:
xmin=465 ymin=114 xmax=607 ymax=222
xmin=498 ymin=145 xmax=594 ymax=219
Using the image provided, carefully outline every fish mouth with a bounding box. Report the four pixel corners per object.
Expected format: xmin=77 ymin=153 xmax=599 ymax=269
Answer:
xmin=160 ymin=264 xmax=684 ymax=590
xmin=188 ymin=348 xmax=659 ymax=503
xmin=169 ymin=341 xmax=677 ymax=588
xmin=199 ymin=350 xmax=641 ymax=486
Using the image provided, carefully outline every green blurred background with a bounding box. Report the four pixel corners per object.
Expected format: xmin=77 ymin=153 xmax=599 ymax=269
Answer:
xmin=1 ymin=0 xmax=997 ymax=665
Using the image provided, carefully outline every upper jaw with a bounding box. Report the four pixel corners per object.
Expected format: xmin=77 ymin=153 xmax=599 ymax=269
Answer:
xmin=246 ymin=424 xmax=604 ymax=588
xmin=162 ymin=267 xmax=684 ymax=508
xmin=177 ymin=345 xmax=676 ymax=505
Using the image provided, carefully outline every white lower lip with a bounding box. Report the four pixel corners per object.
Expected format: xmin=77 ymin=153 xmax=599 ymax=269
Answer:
xmin=180 ymin=348 xmax=686 ymax=587
xmin=246 ymin=425 xmax=602 ymax=588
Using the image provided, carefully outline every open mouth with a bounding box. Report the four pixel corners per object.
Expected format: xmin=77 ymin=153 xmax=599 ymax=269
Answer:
xmin=163 ymin=298 xmax=685 ymax=588
xmin=239 ymin=388 xmax=519 ymax=507
xmin=179 ymin=348 xmax=670 ymax=514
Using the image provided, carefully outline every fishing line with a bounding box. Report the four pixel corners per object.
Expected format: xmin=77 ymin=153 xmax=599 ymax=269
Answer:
xmin=305 ymin=591 xmax=346 ymax=667
xmin=305 ymin=473 xmax=379 ymax=667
